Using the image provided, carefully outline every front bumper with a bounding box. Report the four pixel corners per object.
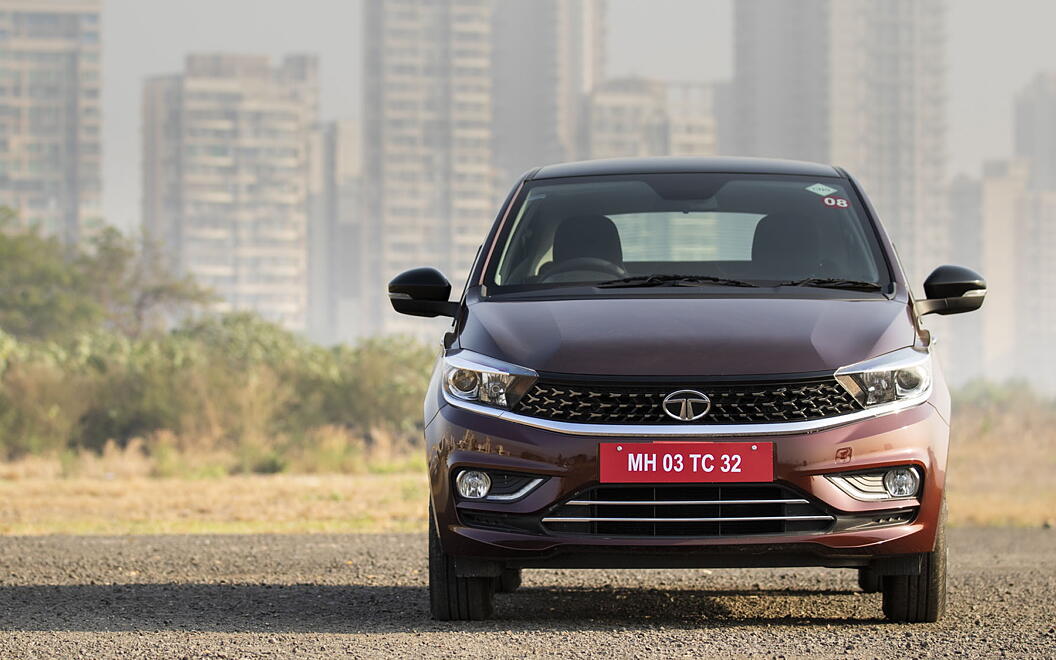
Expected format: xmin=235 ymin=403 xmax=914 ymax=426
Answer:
xmin=426 ymin=398 xmax=949 ymax=570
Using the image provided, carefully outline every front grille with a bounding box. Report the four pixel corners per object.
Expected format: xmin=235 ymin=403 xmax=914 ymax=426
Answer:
xmin=514 ymin=378 xmax=861 ymax=425
xmin=542 ymin=484 xmax=834 ymax=537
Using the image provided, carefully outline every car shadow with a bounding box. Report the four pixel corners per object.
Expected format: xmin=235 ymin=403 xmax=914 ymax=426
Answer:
xmin=0 ymin=583 xmax=884 ymax=633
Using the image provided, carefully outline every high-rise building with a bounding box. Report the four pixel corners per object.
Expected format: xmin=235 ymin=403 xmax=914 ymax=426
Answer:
xmin=585 ymin=78 xmax=668 ymax=159
xmin=938 ymin=175 xmax=985 ymax=385
xmin=142 ymin=54 xmax=318 ymax=331
xmin=491 ymin=0 xmax=604 ymax=183
xmin=937 ymin=74 xmax=1056 ymax=393
xmin=732 ymin=0 xmax=947 ymax=285
xmin=712 ymin=80 xmax=737 ymax=156
xmin=363 ymin=0 xmax=494 ymax=337
xmin=1014 ymin=72 xmax=1056 ymax=192
xmin=975 ymin=160 xmax=1056 ymax=391
xmin=307 ymin=120 xmax=366 ymax=344
xmin=0 ymin=0 xmax=102 ymax=244
xmin=584 ymin=79 xmax=717 ymax=159
xmin=665 ymin=82 xmax=718 ymax=157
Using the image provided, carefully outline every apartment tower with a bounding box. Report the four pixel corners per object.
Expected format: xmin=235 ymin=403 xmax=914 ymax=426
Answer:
xmin=307 ymin=120 xmax=365 ymax=344
xmin=1014 ymin=72 xmax=1056 ymax=192
xmin=363 ymin=0 xmax=494 ymax=337
xmin=584 ymin=78 xmax=717 ymax=159
xmin=732 ymin=0 xmax=948 ymax=284
xmin=491 ymin=0 xmax=605 ymax=185
xmin=0 ymin=0 xmax=102 ymax=243
xmin=142 ymin=54 xmax=318 ymax=331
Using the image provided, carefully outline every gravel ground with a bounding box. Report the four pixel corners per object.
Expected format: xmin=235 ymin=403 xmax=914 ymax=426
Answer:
xmin=0 ymin=529 xmax=1053 ymax=659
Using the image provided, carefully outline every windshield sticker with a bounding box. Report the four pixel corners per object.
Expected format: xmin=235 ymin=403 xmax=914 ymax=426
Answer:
xmin=805 ymin=183 xmax=839 ymax=196
xmin=822 ymin=196 xmax=849 ymax=209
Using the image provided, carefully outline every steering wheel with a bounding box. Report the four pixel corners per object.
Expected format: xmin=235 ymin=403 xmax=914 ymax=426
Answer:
xmin=539 ymin=257 xmax=627 ymax=282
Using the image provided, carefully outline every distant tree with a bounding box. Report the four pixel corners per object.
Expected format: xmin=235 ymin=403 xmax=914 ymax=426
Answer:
xmin=78 ymin=228 xmax=216 ymax=338
xmin=0 ymin=208 xmax=215 ymax=340
xmin=0 ymin=208 xmax=102 ymax=340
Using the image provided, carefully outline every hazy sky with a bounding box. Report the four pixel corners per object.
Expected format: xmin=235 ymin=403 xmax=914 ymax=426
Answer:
xmin=102 ymin=0 xmax=1056 ymax=230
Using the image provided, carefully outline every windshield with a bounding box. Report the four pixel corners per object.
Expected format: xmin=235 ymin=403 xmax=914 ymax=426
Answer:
xmin=483 ymin=173 xmax=890 ymax=295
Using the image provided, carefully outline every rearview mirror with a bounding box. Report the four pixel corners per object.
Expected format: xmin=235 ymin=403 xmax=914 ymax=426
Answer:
xmin=915 ymin=265 xmax=986 ymax=316
xmin=388 ymin=267 xmax=459 ymax=318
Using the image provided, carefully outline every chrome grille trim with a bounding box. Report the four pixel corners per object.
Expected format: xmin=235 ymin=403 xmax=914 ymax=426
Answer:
xmin=566 ymin=498 xmax=809 ymax=506
xmin=542 ymin=515 xmax=834 ymax=524
xmin=542 ymin=484 xmax=836 ymax=537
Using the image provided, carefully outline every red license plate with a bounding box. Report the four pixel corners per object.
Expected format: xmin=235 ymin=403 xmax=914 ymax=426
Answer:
xmin=599 ymin=441 xmax=774 ymax=483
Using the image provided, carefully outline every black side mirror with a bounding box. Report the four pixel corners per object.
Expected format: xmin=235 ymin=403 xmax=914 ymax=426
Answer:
xmin=388 ymin=267 xmax=459 ymax=318
xmin=915 ymin=265 xmax=986 ymax=316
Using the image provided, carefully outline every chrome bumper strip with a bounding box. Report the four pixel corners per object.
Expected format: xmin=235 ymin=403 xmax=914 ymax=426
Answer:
xmin=484 ymin=478 xmax=545 ymax=502
xmin=826 ymin=470 xmax=920 ymax=502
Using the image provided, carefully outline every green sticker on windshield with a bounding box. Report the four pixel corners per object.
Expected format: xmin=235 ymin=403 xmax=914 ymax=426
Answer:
xmin=805 ymin=183 xmax=838 ymax=196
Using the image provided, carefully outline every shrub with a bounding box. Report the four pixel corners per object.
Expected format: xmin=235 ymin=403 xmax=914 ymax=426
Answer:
xmin=0 ymin=315 xmax=436 ymax=471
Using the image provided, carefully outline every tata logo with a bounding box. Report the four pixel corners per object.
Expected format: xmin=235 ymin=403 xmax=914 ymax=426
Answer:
xmin=662 ymin=390 xmax=711 ymax=422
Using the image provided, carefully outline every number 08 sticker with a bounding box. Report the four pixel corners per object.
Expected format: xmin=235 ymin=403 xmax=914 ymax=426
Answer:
xmin=822 ymin=196 xmax=849 ymax=209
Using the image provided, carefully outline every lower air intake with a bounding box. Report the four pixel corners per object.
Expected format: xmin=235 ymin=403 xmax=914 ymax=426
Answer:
xmin=542 ymin=483 xmax=834 ymax=537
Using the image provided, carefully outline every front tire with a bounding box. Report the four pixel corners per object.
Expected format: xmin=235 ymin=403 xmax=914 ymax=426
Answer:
xmin=882 ymin=516 xmax=947 ymax=622
xmin=428 ymin=504 xmax=495 ymax=621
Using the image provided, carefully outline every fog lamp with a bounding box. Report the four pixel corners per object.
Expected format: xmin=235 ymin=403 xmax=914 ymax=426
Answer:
xmin=456 ymin=470 xmax=492 ymax=499
xmin=883 ymin=467 xmax=921 ymax=498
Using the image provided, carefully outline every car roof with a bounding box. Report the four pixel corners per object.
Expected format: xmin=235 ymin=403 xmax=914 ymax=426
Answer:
xmin=530 ymin=156 xmax=842 ymax=180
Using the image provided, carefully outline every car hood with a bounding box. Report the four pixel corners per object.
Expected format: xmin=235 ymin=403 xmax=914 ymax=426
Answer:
xmin=459 ymin=296 xmax=914 ymax=376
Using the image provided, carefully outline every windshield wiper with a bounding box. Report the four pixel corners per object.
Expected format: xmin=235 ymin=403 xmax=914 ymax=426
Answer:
xmin=779 ymin=277 xmax=883 ymax=292
xmin=597 ymin=274 xmax=758 ymax=288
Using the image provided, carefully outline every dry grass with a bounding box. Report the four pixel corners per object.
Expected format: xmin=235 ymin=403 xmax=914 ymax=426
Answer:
xmin=1 ymin=392 xmax=1053 ymax=534
xmin=0 ymin=470 xmax=1048 ymax=537
xmin=946 ymin=398 xmax=1056 ymax=527
xmin=0 ymin=473 xmax=428 ymax=535
xmin=0 ymin=455 xmax=1051 ymax=536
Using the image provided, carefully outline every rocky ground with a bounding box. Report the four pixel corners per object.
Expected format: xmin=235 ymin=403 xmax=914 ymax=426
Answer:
xmin=0 ymin=528 xmax=1053 ymax=658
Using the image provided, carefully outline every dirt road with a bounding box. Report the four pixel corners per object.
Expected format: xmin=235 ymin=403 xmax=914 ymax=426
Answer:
xmin=1 ymin=529 xmax=1053 ymax=658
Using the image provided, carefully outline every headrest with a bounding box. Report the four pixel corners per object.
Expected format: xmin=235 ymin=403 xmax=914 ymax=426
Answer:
xmin=751 ymin=213 xmax=822 ymax=280
xmin=553 ymin=215 xmax=623 ymax=264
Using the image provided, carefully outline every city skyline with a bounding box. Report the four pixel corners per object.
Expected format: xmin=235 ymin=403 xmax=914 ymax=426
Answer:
xmin=95 ymin=0 xmax=1056 ymax=231
xmin=4 ymin=0 xmax=1056 ymax=391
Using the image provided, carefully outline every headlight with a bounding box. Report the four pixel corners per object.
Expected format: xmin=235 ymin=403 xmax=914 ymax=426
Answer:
xmin=834 ymin=347 xmax=932 ymax=408
xmin=442 ymin=351 xmax=537 ymax=411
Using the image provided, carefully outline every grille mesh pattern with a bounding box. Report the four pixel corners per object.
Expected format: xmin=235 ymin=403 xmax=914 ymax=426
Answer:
xmin=543 ymin=484 xmax=834 ymax=537
xmin=514 ymin=378 xmax=861 ymax=425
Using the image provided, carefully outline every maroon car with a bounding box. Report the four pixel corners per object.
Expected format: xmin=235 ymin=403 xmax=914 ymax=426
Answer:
xmin=388 ymin=157 xmax=985 ymax=622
